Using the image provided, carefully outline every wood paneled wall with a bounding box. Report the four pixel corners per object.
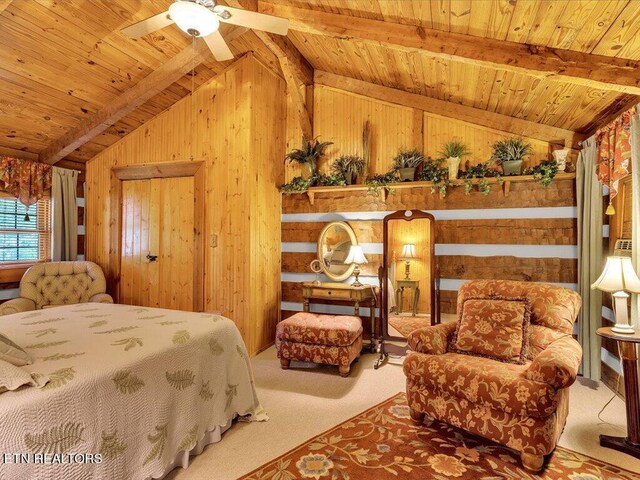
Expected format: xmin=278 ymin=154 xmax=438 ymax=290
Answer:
xmin=85 ymin=55 xmax=286 ymax=356
xmin=313 ymin=86 xmax=418 ymax=175
xmin=424 ymin=113 xmax=549 ymax=171
xmin=285 ymin=85 xmax=555 ymax=181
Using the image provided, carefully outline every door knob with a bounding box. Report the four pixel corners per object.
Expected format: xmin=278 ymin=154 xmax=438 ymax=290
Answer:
xmin=146 ymin=253 xmax=158 ymax=262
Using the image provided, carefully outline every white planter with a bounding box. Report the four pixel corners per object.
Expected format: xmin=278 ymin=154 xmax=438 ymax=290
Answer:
xmin=552 ymin=149 xmax=569 ymax=172
xmin=446 ymin=157 xmax=461 ymax=180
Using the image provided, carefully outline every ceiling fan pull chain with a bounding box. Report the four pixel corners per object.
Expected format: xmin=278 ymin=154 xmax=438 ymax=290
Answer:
xmin=190 ymin=35 xmax=195 ymax=162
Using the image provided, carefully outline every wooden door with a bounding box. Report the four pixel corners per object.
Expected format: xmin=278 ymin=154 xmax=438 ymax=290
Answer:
xmin=120 ymin=176 xmax=195 ymax=310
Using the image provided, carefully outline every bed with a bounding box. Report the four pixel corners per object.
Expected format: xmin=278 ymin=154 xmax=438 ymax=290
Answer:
xmin=0 ymin=303 xmax=266 ymax=480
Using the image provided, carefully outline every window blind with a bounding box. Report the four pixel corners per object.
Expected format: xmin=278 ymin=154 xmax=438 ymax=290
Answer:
xmin=0 ymin=193 xmax=51 ymax=263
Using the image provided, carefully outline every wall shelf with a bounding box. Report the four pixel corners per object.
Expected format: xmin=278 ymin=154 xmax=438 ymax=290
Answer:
xmin=301 ymin=172 xmax=576 ymax=204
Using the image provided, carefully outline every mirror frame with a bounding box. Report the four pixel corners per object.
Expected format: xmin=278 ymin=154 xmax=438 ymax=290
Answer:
xmin=317 ymin=221 xmax=358 ymax=282
xmin=380 ymin=210 xmax=439 ymax=342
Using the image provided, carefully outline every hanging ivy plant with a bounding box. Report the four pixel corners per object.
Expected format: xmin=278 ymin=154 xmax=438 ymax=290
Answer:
xmin=460 ymin=161 xmax=502 ymax=196
xmin=523 ymin=159 xmax=559 ymax=187
xmin=365 ymin=171 xmax=399 ymax=195
xmin=281 ymin=176 xmax=313 ymax=194
xmin=313 ymin=173 xmax=347 ymax=187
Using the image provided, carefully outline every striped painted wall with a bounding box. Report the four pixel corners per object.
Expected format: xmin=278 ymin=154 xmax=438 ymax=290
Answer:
xmin=281 ymin=177 xmax=578 ymax=323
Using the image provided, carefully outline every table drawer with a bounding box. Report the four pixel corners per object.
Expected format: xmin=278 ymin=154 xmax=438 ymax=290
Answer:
xmin=309 ymin=288 xmax=352 ymax=300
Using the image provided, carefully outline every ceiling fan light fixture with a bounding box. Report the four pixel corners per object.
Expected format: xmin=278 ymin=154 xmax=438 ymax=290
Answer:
xmin=168 ymin=1 xmax=220 ymax=37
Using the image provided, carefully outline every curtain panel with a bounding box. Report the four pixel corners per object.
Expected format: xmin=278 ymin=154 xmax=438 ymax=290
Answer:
xmin=631 ymin=111 xmax=640 ymax=327
xmin=576 ymin=136 xmax=602 ymax=381
xmin=51 ymin=167 xmax=78 ymax=261
xmin=596 ymin=107 xmax=636 ymax=214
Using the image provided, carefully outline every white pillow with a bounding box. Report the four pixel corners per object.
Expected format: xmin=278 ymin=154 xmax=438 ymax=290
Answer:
xmin=0 ymin=333 xmax=32 ymax=366
xmin=0 ymin=359 xmax=48 ymax=394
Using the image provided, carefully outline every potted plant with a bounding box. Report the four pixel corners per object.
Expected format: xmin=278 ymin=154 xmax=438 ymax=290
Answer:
xmin=393 ymin=148 xmax=424 ymax=182
xmin=439 ymin=140 xmax=470 ymax=180
xmin=523 ymin=159 xmax=559 ymax=187
xmin=281 ymin=176 xmax=313 ymax=194
xmin=491 ymin=137 xmax=532 ymax=176
xmin=285 ymin=137 xmax=333 ymax=179
xmin=331 ymin=155 xmax=366 ymax=185
xmin=365 ymin=171 xmax=399 ymax=195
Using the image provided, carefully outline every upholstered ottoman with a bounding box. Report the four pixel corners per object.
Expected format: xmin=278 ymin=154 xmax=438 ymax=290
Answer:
xmin=276 ymin=312 xmax=363 ymax=377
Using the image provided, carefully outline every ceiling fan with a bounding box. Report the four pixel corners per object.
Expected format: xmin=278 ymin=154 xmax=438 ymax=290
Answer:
xmin=121 ymin=0 xmax=289 ymax=62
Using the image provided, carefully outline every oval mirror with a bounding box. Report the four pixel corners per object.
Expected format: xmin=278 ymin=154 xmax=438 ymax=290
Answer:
xmin=317 ymin=221 xmax=357 ymax=282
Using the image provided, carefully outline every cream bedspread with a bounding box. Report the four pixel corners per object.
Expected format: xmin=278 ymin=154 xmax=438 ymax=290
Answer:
xmin=0 ymin=303 xmax=265 ymax=480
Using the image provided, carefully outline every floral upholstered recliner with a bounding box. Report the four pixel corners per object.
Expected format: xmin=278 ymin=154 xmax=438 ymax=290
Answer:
xmin=0 ymin=261 xmax=113 ymax=316
xmin=403 ymin=280 xmax=582 ymax=472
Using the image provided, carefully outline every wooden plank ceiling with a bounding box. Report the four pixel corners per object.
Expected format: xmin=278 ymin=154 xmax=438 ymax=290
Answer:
xmin=1 ymin=0 xmax=639 ymax=167
xmin=0 ymin=0 xmax=279 ymax=168
xmin=271 ymin=0 xmax=640 ymax=133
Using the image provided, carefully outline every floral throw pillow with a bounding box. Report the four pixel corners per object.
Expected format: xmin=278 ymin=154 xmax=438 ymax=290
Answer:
xmin=449 ymin=297 xmax=530 ymax=364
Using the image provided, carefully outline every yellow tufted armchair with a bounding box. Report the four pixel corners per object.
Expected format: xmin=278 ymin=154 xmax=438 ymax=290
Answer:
xmin=0 ymin=261 xmax=113 ymax=316
xmin=403 ymin=280 xmax=582 ymax=472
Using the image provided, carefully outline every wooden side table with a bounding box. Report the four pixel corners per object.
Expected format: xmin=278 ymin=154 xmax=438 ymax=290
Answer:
xmin=596 ymin=327 xmax=640 ymax=459
xmin=396 ymin=279 xmax=420 ymax=316
xmin=302 ymin=282 xmax=378 ymax=352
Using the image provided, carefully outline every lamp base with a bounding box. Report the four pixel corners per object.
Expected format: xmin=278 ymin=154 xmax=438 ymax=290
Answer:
xmin=611 ymin=291 xmax=634 ymax=334
xmin=352 ymin=265 xmax=363 ymax=287
xmin=612 ymin=323 xmax=636 ymax=334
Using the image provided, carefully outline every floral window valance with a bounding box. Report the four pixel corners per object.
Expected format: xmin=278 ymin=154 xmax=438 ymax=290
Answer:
xmin=596 ymin=106 xmax=636 ymax=214
xmin=0 ymin=156 xmax=52 ymax=210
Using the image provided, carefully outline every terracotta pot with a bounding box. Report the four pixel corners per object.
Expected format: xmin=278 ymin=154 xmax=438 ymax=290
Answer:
xmin=502 ymin=160 xmax=523 ymax=176
xmin=446 ymin=157 xmax=460 ymax=180
xmin=399 ymin=167 xmax=416 ymax=182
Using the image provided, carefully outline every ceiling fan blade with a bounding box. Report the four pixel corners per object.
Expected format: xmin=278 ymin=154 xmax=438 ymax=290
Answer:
xmin=121 ymin=11 xmax=174 ymax=38
xmin=214 ymin=6 xmax=289 ymax=36
xmin=203 ymin=31 xmax=234 ymax=61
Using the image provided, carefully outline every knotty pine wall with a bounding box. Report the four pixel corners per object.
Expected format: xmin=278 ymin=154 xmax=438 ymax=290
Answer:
xmin=285 ymin=85 xmax=553 ymax=182
xmin=85 ymin=55 xmax=285 ymax=356
xmin=281 ymin=86 xmax=577 ymax=322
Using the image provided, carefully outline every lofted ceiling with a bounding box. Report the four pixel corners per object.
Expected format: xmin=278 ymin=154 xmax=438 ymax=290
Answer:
xmin=0 ymin=0 xmax=280 ymax=168
xmin=272 ymin=0 xmax=640 ymax=59
xmin=0 ymin=0 xmax=639 ymax=168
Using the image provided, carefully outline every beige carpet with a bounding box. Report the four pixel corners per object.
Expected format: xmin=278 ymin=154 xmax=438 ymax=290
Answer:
xmin=167 ymin=346 xmax=640 ymax=479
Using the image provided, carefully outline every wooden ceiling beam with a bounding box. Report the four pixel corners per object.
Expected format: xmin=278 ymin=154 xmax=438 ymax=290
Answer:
xmin=316 ymin=71 xmax=584 ymax=148
xmin=260 ymin=2 xmax=640 ymax=96
xmin=225 ymin=0 xmax=313 ymax=85
xmin=0 ymin=0 xmax=13 ymax=15
xmin=279 ymin=57 xmax=312 ymax=140
xmin=224 ymin=0 xmax=313 ymax=140
xmin=39 ymin=27 xmax=247 ymax=165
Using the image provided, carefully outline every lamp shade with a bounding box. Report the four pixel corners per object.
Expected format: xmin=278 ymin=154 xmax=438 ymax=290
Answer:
xmin=400 ymin=244 xmax=417 ymax=260
xmin=344 ymin=245 xmax=368 ymax=265
xmin=169 ymin=1 xmax=220 ymax=37
xmin=591 ymin=256 xmax=640 ymax=293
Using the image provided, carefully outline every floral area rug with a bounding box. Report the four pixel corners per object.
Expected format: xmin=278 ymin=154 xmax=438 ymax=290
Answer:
xmin=239 ymin=393 xmax=639 ymax=480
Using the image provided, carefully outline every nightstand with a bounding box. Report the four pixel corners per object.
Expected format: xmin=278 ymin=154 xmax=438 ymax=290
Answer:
xmin=596 ymin=327 xmax=640 ymax=459
xmin=396 ymin=279 xmax=420 ymax=316
xmin=302 ymin=282 xmax=378 ymax=352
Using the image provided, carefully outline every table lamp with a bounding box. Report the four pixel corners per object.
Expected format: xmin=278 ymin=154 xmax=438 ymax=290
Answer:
xmin=592 ymin=256 xmax=640 ymax=334
xmin=400 ymin=244 xmax=418 ymax=280
xmin=344 ymin=245 xmax=368 ymax=287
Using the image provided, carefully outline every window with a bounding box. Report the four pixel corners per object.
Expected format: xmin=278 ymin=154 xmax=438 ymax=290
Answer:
xmin=0 ymin=195 xmax=51 ymax=263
